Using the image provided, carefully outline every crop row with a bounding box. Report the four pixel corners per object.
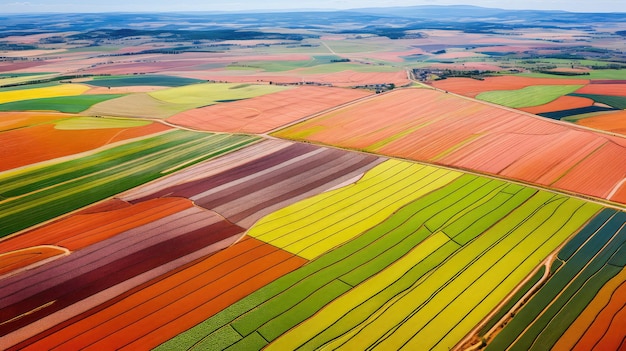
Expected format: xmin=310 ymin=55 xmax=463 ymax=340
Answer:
xmin=0 ymin=130 xmax=258 ymax=237
xmin=0 ymin=206 xmax=247 ymax=350
xmin=157 ymin=169 xmax=599 ymax=351
xmin=124 ymin=140 xmax=385 ymax=229
xmin=486 ymin=209 xmax=626 ymax=351
xmin=275 ymin=88 xmax=626 ymax=204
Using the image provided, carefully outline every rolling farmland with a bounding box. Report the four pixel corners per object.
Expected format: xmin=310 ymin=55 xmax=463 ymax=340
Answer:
xmin=2 ymin=7 xmax=626 ymax=351
xmin=158 ymin=167 xmax=601 ymax=351
xmin=0 ymin=130 xmax=258 ymax=237
xmin=276 ymin=88 xmax=626 ymax=204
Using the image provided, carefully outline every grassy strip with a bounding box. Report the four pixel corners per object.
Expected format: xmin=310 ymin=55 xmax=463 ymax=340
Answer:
xmin=0 ymin=94 xmax=125 ymax=113
xmin=53 ymin=116 xmax=151 ymax=130
xmin=476 ymin=85 xmax=583 ymax=108
xmin=0 ymin=131 xmax=258 ymax=237
xmin=487 ymin=211 xmax=626 ymax=351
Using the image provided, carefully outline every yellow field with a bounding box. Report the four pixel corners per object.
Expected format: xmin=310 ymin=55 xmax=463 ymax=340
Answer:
xmin=0 ymin=84 xmax=90 ymax=104
xmin=266 ymin=231 xmax=453 ymax=350
xmin=247 ymin=159 xmax=462 ymax=259
xmin=148 ymin=82 xmax=290 ymax=105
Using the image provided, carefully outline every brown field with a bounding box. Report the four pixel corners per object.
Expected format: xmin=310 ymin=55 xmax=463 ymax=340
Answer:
xmin=520 ymin=95 xmax=595 ymax=114
xmin=168 ymin=85 xmax=372 ymax=133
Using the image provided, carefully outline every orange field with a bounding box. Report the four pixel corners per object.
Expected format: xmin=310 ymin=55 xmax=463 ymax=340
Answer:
xmin=574 ymin=83 xmax=626 ymax=96
xmin=0 ymin=197 xmax=193 ymax=254
xmin=17 ymin=236 xmax=307 ymax=351
xmin=0 ymin=246 xmax=67 ymax=276
xmin=276 ymin=88 xmax=626 ymax=204
xmin=168 ymin=86 xmax=371 ymax=133
xmin=572 ymin=278 xmax=626 ymax=351
xmin=577 ymin=110 xmax=626 ymax=135
xmin=0 ymin=112 xmax=72 ymax=132
xmin=520 ymin=95 xmax=595 ymax=114
xmin=0 ymin=122 xmax=169 ymax=171
xmin=431 ymin=76 xmax=590 ymax=97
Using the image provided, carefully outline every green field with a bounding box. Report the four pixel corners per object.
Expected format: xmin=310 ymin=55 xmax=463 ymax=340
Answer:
xmin=476 ymin=85 xmax=584 ymax=108
xmin=0 ymin=130 xmax=259 ymax=237
xmin=487 ymin=209 xmax=626 ymax=351
xmin=156 ymin=171 xmax=600 ymax=351
xmin=568 ymin=93 xmax=626 ymax=109
xmin=0 ymin=94 xmax=125 ymax=113
xmin=88 ymin=74 xmax=205 ymax=87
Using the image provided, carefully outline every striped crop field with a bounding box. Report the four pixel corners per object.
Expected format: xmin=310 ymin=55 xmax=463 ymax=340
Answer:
xmin=85 ymin=83 xmax=290 ymax=119
xmin=0 ymin=84 xmax=90 ymax=104
xmin=148 ymin=82 xmax=290 ymax=105
xmin=0 ymin=206 xmax=248 ymax=350
xmin=167 ymin=86 xmax=372 ymax=134
xmin=1 ymin=117 xmax=169 ymax=172
xmin=274 ymin=88 xmax=626 ymax=204
xmin=0 ymin=94 xmax=125 ymax=113
xmin=554 ymin=266 xmax=626 ymax=351
xmin=486 ymin=209 xmax=626 ymax=351
xmin=156 ymin=164 xmax=602 ymax=351
xmin=476 ymin=85 xmax=584 ymax=108
xmin=122 ymin=139 xmax=386 ymax=228
xmin=0 ymin=130 xmax=259 ymax=238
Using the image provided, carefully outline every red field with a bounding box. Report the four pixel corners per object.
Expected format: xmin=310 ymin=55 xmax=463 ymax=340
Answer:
xmin=0 ymin=207 xmax=245 ymax=349
xmin=0 ymin=197 xmax=195 ymax=254
xmin=276 ymin=88 xmax=626 ymax=204
xmin=167 ymin=86 xmax=372 ymax=133
xmin=574 ymin=83 xmax=626 ymax=96
xmin=577 ymin=111 xmax=626 ymax=135
xmin=520 ymin=95 xmax=595 ymax=115
xmin=0 ymin=246 xmax=67 ymax=276
xmin=0 ymin=122 xmax=169 ymax=171
xmin=431 ymin=76 xmax=590 ymax=97
xmin=10 ymin=236 xmax=306 ymax=351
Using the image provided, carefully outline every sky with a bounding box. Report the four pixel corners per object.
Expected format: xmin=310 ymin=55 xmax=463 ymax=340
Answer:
xmin=3 ymin=0 xmax=626 ymax=13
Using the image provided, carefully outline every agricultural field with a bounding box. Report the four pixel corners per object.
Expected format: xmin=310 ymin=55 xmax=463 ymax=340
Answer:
xmin=2 ymin=5 xmax=626 ymax=351
xmin=167 ymin=86 xmax=372 ymax=133
xmin=276 ymin=88 xmax=626 ymax=204
xmin=85 ymin=83 xmax=290 ymax=119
